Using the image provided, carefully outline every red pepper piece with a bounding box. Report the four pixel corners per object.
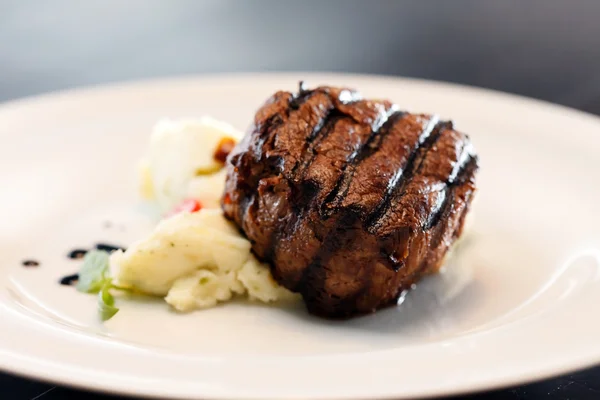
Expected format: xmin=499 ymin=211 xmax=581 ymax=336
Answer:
xmin=165 ymin=198 xmax=202 ymax=217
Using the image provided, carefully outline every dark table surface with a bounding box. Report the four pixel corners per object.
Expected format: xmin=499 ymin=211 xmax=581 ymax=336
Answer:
xmin=2 ymin=1 xmax=600 ymax=399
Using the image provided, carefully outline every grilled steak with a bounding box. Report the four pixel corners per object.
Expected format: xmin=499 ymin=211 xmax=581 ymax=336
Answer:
xmin=222 ymin=83 xmax=478 ymax=318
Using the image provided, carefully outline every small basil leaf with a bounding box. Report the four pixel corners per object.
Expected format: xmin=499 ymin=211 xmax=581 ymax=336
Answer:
xmin=98 ymin=280 xmax=119 ymax=321
xmin=76 ymin=250 xmax=111 ymax=294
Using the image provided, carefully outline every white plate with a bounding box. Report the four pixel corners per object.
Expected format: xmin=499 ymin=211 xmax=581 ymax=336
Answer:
xmin=1 ymin=73 xmax=600 ymax=400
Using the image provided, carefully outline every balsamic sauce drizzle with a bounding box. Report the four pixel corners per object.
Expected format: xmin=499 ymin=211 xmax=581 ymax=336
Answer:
xmin=68 ymin=249 xmax=88 ymax=259
xmin=22 ymin=260 xmax=39 ymax=267
xmin=95 ymin=243 xmax=126 ymax=252
xmin=59 ymin=273 xmax=79 ymax=286
xmin=59 ymin=241 xmax=126 ymax=287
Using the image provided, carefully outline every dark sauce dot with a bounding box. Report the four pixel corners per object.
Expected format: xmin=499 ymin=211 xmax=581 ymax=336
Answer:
xmin=95 ymin=243 xmax=126 ymax=252
xmin=22 ymin=259 xmax=39 ymax=267
xmin=59 ymin=273 xmax=79 ymax=286
xmin=68 ymin=249 xmax=88 ymax=259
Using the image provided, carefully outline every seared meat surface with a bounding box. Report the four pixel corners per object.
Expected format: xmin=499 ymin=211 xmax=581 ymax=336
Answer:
xmin=222 ymin=83 xmax=478 ymax=318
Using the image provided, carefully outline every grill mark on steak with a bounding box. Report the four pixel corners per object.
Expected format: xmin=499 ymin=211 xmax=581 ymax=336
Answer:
xmin=375 ymin=131 xmax=477 ymax=271
xmin=363 ymin=111 xmax=406 ymax=155
xmin=297 ymin=212 xmax=362 ymax=313
xmin=299 ymin=101 xmax=394 ymax=207
xmin=434 ymin=154 xmax=478 ymax=239
xmin=231 ymin=91 xmax=294 ymax=225
xmin=348 ymin=151 xmax=476 ymax=312
xmin=291 ymin=111 xmax=344 ymax=182
xmin=366 ymin=117 xmax=446 ymax=231
xmin=321 ymin=109 xmax=403 ymax=215
xmin=240 ymin=88 xmax=370 ymax=288
xmin=261 ymin=116 xmax=343 ymax=262
xmin=334 ymin=113 xmax=442 ymax=219
xmin=259 ymin=90 xmax=360 ymax=270
xmin=237 ymin=89 xmax=328 ymax=226
xmin=424 ymin=141 xmax=475 ymax=229
xmin=289 ymin=88 xmax=364 ymax=182
xmin=267 ymin=114 xmax=349 ymax=288
xmin=270 ymin=90 xmax=343 ymax=176
xmin=272 ymin=100 xmax=394 ymax=290
xmin=339 ymin=114 xmax=438 ymax=216
xmin=407 ymin=154 xmax=479 ymax=282
xmin=295 ymin=106 xmax=398 ymax=303
xmin=449 ymin=141 xmax=475 ymax=183
xmin=373 ymin=125 xmax=473 ymax=239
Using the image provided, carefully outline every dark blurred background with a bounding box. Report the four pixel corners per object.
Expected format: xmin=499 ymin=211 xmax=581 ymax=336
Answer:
xmin=2 ymin=1 xmax=600 ymax=399
xmin=2 ymin=0 xmax=600 ymax=114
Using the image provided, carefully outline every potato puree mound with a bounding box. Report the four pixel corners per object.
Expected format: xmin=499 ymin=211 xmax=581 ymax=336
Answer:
xmin=138 ymin=116 xmax=243 ymax=211
xmin=110 ymin=209 xmax=298 ymax=311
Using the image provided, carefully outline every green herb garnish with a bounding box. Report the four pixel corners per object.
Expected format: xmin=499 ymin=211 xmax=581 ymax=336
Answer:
xmin=76 ymin=250 xmax=111 ymax=293
xmin=76 ymin=249 xmax=120 ymax=321
xmin=98 ymin=280 xmax=119 ymax=321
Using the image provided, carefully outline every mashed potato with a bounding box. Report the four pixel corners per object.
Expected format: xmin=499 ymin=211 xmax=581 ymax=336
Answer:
xmin=111 ymin=209 xmax=297 ymax=311
xmin=114 ymin=117 xmax=297 ymax=312
xmin=139 ymin=116 xmax=243 ymax=211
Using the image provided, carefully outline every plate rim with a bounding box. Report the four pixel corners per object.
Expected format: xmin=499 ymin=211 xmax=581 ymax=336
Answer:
xmin=2 ymin=350 xmax=599 ymax=400
xmin=2 ymin=70 xmax=600 ymax=126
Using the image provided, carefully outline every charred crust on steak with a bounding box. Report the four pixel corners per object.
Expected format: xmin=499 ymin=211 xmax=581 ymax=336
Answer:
xmin=222 ymin=83 xmax=479 ymax=318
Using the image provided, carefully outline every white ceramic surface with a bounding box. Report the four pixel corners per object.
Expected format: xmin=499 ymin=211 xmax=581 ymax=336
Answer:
xmin=1 ymin=73 xmax=600 ymax=400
